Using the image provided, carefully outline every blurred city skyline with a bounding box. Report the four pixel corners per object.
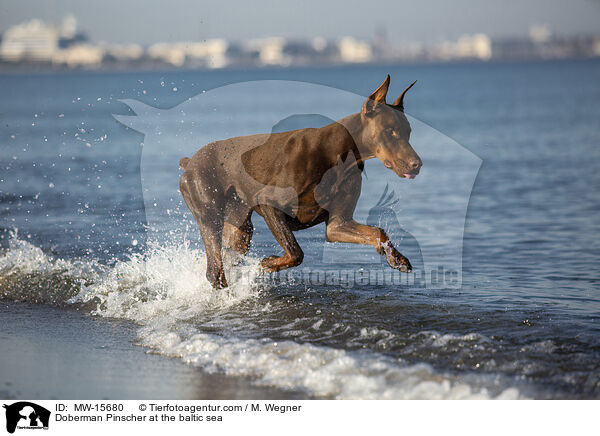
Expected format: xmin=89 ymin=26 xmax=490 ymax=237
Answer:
xmin=1 ymin=0 xmax=600 ymax=45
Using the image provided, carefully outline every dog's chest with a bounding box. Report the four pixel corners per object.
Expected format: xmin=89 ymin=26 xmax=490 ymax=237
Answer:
xmin=291 ymin=190 xmax=328 ymax=226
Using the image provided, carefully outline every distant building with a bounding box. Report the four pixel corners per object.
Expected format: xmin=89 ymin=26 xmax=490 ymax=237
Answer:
xmin=338 ymin=37 xmax=373 ymax=63
xmin=147 ymin=42 xmax=185 ymax=66
xmin=456 ymin=34 xmax=492 ymax=60
xmin=103 ymin=43 xmax=144 ymax=62
xmin=146 ymin=39 xmax=229 ymax=68
xmin=1 ymin=19 xmax=58 ymax=61
xmin=593 ymin=38 xmax=600 ymax=57
xmin=243 ymin=37 xmax=290 ymax=66
xmin=53 ymin=43 xmax=104 ymax=68
xmin=529 ymin=24 xmax=552 ymax=44
xmin=186 ymin=39 xmax=228 ymax=69
xmin=437 ymin=34 xmax=492 ymax=60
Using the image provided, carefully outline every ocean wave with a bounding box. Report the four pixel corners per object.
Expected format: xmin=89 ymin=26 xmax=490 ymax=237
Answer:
xmin=137 ymin=326 xmax=520 ymax=399
xmin=1 ymin=233 xmax=524 ymax=399
xmin=0 ymin=232 xmax=101 ymax=304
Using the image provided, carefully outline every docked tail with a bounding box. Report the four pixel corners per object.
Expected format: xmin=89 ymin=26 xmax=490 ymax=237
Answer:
xmin=179 ymin=157 xmax=190 ymax=170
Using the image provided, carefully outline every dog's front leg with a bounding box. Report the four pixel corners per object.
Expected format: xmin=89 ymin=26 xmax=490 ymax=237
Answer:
xmin=326 ymin=217 xmax=412 ymax=272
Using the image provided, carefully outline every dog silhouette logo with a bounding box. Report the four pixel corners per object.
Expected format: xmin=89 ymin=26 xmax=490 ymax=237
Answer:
xmin=3 ymin=402 xmax=50 ymax=433
xmin=115 ymin=80 xmax=482 ymax=289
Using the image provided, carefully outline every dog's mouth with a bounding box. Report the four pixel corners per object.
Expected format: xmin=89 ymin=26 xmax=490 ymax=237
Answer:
xmin=384 ymin=160 xmax=419 ymax=179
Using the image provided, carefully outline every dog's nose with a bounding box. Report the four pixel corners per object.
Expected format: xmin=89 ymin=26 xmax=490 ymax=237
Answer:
xmin=408 ymin=159 xmax=421 ymax=170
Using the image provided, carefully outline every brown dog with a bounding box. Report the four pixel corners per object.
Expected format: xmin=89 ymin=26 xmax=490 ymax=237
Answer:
xmin=179 ymin=75 xmax=422 ymax=289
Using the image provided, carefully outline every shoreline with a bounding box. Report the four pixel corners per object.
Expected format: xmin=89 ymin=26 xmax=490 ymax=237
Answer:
xmin=0 ymin=300 xmax=308 ymax=400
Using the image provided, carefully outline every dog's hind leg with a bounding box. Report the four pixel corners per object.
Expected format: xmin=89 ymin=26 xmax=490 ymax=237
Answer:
xmin=257 ymin=205 xmax=304 ymax=272
xmin=180 ymin=172 xmax=228 ymax=289
xmin=223 ymin=192 xmax=253 ymax=256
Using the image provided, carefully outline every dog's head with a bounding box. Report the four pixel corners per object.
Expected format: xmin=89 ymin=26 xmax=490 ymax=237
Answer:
xmin=360 ymin=75 xmax=422 ymax=179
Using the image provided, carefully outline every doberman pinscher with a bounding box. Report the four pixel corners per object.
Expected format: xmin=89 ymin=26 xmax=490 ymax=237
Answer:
xmin=179 ymin=75 xmax=422 ymax=288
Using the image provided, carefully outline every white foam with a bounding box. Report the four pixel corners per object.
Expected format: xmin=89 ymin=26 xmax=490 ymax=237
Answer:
xmin=138 ymin=327 xmax=520 ymax=399
xmin=0 ymin=231 xmax=101 ymax=279
xmin=70 ymin=240 xmax=262 ymax=322
xmin=410 ymin=330 xmax=491 ymax=347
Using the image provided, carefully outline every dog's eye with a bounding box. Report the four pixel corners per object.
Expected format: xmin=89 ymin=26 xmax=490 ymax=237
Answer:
xmin=388 ymin=129 xmax=398 ymax=137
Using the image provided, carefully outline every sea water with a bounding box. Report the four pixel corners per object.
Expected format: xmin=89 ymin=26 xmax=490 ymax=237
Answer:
xmin=1 ymin=60 xmax=599 ymax=399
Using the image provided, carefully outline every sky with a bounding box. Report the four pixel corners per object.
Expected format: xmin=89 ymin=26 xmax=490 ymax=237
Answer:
xmin=1 ymin=0 xmax=599 ymax=44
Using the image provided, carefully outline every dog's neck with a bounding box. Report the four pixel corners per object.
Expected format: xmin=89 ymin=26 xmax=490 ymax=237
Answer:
xmin=337 ymin=112 xmax=376 ymax=162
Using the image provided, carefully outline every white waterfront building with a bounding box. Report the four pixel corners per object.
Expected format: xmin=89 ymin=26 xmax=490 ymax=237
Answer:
xmin=1 ymin=19 xmax=58 ymax=61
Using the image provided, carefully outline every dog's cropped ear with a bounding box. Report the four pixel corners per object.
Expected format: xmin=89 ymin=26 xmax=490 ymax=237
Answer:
xmin=392 ymin=80 xmax=417 ymax=112
xmin=362 ymin=74 xmax=390 ymax=116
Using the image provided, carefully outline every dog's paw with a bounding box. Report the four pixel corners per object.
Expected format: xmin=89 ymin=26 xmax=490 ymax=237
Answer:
xmin=206 ymin=268 xmax=228 ymax=289
xmin=259 ymin=255 xmax=280 ymax=273
xmin=386 ymin=251 xmax=412 ymax=273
